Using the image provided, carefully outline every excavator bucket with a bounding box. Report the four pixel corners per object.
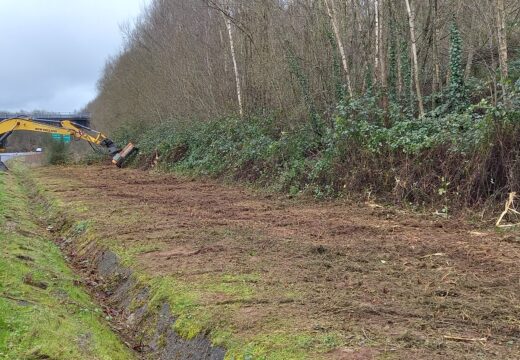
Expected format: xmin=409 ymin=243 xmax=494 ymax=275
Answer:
xmin=112 ymin=143 xmax=137 ymax=168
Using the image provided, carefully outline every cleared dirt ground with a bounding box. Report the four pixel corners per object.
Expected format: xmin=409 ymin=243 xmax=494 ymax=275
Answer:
xmin=33 ymin=165 xmax=520 ymax=359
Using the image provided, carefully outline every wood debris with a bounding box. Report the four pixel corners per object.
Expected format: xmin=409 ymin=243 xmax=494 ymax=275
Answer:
xmin=443 ymin=335 xmax=487 ymax=343
xmin=496 ymin=192 xmax=520 ymax=227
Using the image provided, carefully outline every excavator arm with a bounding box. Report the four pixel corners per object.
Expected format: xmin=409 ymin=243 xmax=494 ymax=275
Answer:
xmin=0 ymin=117 xmax=136 ymax=167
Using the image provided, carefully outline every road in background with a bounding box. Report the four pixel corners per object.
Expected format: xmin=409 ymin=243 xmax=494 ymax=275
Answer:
xmin=0 ymin=152 xmax=44 ymax=169
xmin=0 ymin=152 xmax=39 ymax=162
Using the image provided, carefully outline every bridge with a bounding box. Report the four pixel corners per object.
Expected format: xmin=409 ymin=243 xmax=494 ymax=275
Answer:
xmin=0 ymin=113 xmax=91 ymax=127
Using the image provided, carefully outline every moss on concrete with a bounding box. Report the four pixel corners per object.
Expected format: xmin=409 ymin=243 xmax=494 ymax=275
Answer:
xmin=0 ymin=171 xmax=134 ymax=359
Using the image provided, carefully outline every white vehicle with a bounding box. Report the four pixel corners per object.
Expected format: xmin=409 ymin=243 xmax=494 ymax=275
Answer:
xmin=35 ymin=148 xmax=43 ymax=152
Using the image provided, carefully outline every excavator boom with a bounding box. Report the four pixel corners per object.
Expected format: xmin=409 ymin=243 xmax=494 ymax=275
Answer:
xmin=0 ymin=117 xmax=136 ymax=168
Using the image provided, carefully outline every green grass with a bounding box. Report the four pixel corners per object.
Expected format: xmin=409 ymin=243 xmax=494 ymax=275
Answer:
xmin=0 ymin=172 xmax=134 ymax=359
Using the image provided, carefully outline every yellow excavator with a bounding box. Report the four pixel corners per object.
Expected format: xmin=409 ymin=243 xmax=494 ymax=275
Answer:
xmin=0 ymin=116 xmax=136 ymax=169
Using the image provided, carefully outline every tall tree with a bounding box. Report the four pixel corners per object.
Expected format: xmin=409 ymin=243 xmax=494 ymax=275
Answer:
xmin=496 ymin=0 xmax=509 ymax=82
xmin=378 ymin=0 xmax=388 ymax=113
xmin=449 ymin=21 xmax=466 ymax=110
xmin=404 ymin=0 xmax=425 ymax=117
xmin=432 ymin=0 xmax=441 ymax=93
xmin=224 ymin=11 xmax=244 ymax=117
xmin=374 ymin=0 xmax=380 ymax=84
xmin=323 ymin=0 xmax=353 ymax=97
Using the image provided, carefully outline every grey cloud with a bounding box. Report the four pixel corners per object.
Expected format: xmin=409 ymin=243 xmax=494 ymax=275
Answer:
xmin=0 ymin=0 xmax=148 ymax=112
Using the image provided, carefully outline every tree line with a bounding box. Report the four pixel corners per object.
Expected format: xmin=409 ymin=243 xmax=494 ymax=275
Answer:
xmin=89 ymin=0 xmax=519 ymax=131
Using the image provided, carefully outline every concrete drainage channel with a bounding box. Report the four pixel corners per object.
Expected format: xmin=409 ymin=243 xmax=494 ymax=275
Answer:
xmin=86 ymin=249 xmax=226 ymax=359
xmin=55 ymin=233 xmax=226 ymax=359
xmin=21 ymin=171 xmax=227 ymax=360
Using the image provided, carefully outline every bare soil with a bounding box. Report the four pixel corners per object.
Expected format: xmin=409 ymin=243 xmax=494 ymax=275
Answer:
xmin=33 ymin=165 xmax=520 ymax=359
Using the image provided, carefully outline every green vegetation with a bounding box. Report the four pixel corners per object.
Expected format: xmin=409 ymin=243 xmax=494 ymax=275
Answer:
xmin=128 ymin=271 xmax=341 ymax=359
xmin=115 ymin=240 xmax=331 ymax=358
xmin=115 ymin=80 xmax=520 ymax=208
xmin=448 ymin=21 xmax=467 ymax=112
xmin=0 ymin=171 xmax=133 ymax=359
xmin=102 ymin=3 xmax=520 ymax=212
xmin=45 ymin=138 xmax=70 ymax=165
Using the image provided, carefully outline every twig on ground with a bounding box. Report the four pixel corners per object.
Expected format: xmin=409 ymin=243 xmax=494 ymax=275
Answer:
xmin=0 ymin=293 xmax=35 ymax=305
xmin=443 ymin=335 xmax=487 ymax=342
xmin=420 ymin=253 xmax=445 ymax=259
xmin=362 ymin=327 xmax=372 ymax=341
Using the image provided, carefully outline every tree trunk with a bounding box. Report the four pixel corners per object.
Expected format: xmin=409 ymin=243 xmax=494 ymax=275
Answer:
xmin=465 ymin=45 xmax=475 ymax=80
xmin=206 ymin=8 xmax=217 ymax=110
xmin=488 ymin=17 xmax=498 ymax=105
xmin=397 ymin=46 xmax=403 ymax=96
xmin=432 ymin=0 xmax=441 ymax=93
xmin=224 ymin=14 xmax=244 ymax=117
xmin=496 ymin=0 xmax=508 ymax=81
xmin=374 ymin=0 xmax=380 ymax=84
xmin=351 ymin=0 xmax=368 ymax=91
xmin=323 ymin=0 xmax=353 ymax=97
xmin=378 ymin=0 xmax=388 ymax=115
xmin=404 ymin=0 xmax=424 ymax=117
xmin=464 ymin=11 xmax=475 ymax=80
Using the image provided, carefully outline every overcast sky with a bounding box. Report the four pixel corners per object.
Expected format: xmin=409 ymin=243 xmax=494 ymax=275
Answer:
xmin=0 ymin=0 xmax=149 ymax=113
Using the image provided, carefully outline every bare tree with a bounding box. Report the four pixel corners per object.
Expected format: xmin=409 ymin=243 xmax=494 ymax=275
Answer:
xmin=496 ymin=0 xmax=508 ymax=81
xmin=378 ymin=0 xmax=388 ymax=113
xmin=374 ymin=0 xmax=380 ymax=84
xmin=404 ymin=0 xmax=424 ymax=117
xmin=88 ymin=0 xmax=519 ymax=131
xmin=224 ymin=11 xmax=244 ymax=117
xmin=432 ymin=0 xmax=441 ymax=92
xmin=323 ymin=0 xmax=353 ymax=97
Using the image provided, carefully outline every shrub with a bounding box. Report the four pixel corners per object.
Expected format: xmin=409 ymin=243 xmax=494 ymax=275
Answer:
xmin=46 ymin=139 xmax=69 ymax=165
xmin=111 ymin=85 xmax=520 ymax=210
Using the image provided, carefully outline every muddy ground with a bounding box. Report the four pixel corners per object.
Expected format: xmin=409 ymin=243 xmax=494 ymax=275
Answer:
xmin=32 ymin=165 xmax=520 ymax=359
